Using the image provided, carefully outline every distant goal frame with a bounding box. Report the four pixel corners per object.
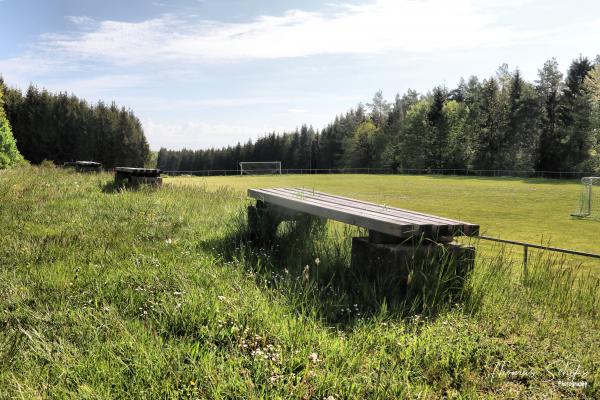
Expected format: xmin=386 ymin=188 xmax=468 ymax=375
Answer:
xmin=239 ymin=161 xmax=282 ymax=176
xmin=572 ymin=176 xmax=600 ymax=219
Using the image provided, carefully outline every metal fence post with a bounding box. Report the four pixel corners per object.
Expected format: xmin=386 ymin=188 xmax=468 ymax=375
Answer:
xmin=523 ymin=244 xmax=529 ymax=280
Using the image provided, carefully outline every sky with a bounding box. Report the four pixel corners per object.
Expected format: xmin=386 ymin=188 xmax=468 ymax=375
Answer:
xmin=1 ymin=0 xmax=599 ymax=150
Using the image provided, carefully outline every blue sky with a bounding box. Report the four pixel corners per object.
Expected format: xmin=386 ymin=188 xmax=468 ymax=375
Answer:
xmin=1 ymin=0 xmax=599 ymax=150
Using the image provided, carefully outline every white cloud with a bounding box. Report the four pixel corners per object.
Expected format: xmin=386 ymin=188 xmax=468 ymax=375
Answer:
xmin=45 ymin=74 xmax=146 ymax=96
xmin=142 ymin=119 xmax=282 ymax=149
xmin=66 ymin=16 xmax=95 ymax=25
xmin=0 ymin=53 xmax=76 ymax=89
xmin=287 ymin=108 xmax=308 ymax=113
xmin=37 ymin=0 xmax=539 ymax=66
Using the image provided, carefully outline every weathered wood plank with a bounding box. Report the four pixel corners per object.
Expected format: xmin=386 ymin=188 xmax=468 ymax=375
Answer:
xmin=270 ymin=188 xmax=448 ymax=236
xmin=249 ymin=188 xmax=426 ymax=238
xmin=248 ymin=187 xmax=479 ymax=238
xmin=278 ymin=188 xmax=456 ymax=228
xmin=288 ymin=188 xmax=473 ymax=227
xmin=282 ymin=188 xmax=478 ymax=236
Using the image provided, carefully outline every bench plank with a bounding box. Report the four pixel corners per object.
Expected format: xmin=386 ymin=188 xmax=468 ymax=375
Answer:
xmin=281 ymin=188 xmax=460 ymax=227
xmin=288 ymin=188 xmax=470 ymax=226
xmin=270 ymin=188 xmax=447 ymax=236
xmin=248 ymin=187 xmax=479 ymax=238
xmin=256 ymin=188 xmax=427 ymax=233
xmin=283 ymin=188 xmax=478 ymax=236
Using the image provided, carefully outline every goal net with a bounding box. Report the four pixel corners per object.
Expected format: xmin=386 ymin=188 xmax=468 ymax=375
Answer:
xmin=239 ymin=161 xmax=282 ymax=175
xmin=572 ymin=177 xmax=600 ymax=218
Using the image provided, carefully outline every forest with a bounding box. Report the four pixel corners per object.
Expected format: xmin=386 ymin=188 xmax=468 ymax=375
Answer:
xmin=157 ymin=56 xmax=600 ymax=174
xmin=0 ymin=78 xmax=150 ymax=168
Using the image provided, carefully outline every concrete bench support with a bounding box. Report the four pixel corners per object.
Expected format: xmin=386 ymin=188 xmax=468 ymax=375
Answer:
xmin=248 ymin=200 xmax=323 ymax=243
xmin=350 ymin=234 xmax=475 ymax=304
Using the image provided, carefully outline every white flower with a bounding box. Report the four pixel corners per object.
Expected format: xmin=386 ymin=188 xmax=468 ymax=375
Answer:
xmin=303 ymin=265 xmax=310 ymax=282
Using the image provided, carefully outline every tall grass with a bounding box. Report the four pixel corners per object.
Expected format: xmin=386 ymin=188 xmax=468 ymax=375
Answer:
xmin=0 ymin=166 xmax=598 ymax=398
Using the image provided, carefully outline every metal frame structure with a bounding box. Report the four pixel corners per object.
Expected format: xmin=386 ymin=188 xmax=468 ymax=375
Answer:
xmin=239 ymin=161 xmax=282 ymax=175
xmin=572 ymin=176 xmax=600 ymax=218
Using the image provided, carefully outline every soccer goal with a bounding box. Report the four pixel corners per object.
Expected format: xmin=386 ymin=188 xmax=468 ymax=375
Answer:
xmin=239 ymin=161 xmax=282 ymax=175
xmin=572 ymin=177 xmax=600 ymax=218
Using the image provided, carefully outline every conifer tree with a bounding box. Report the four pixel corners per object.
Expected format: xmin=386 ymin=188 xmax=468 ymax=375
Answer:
xmin=0 ymin=82 xmax=24 ymax=168
xmin=559 ymin=57 xmax=594 ymax=170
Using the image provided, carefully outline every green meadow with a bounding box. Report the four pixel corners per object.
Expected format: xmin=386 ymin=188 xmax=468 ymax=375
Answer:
xmin=1 ymin=166 xmax=599 ymax=398
xmin=169 ymin=173 xmax=600 ymax=254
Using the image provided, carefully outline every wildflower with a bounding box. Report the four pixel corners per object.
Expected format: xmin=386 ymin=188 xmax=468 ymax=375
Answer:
xmin=217 ymin=295 xmax=226 ymax=301
xmin=303 ymin=265 xmax=310 ymax=282
xmin=315 ymin=257 xmax=321 ymax=266
xmin=308 ymin=352 xmax=319 ymax=363
xmin=165 ymin=238 xmax=173 ymax=244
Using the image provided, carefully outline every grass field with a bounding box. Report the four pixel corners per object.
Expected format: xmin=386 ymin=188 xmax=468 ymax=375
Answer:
xmin=1 ymin=166 xmax=599 ymax=398
xmin=169 ymin=174 xmax=600 ymax=256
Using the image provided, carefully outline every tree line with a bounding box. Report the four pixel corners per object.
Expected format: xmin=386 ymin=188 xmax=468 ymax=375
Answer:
xmin=157 ymin=56 xmax=600 ymax=174
xmin=0 ymin=78 xmax=150 ymax=168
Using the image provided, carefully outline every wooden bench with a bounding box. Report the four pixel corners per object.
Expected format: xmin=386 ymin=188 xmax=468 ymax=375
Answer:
xmin=63 ymin=161 xmax=102 ymax=173
xmin=248 ymin=188 xmax=478 ymax=241
xmin=247 ymin=188 xmax=479 ymax=302
xmin=114 ymin=167 xmax=163 ymax=187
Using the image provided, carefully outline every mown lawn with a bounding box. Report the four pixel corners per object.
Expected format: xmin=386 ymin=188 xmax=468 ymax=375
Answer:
xmin=0 ymin=166 xmax=598 ymax=399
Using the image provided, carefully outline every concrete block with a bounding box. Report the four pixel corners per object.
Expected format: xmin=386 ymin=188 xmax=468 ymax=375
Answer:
xmin=350 ymin=237 xmax=475 ymax=305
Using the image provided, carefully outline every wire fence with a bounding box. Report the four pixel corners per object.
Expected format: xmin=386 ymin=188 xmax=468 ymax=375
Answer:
xmin=478 ymin=235 xmax=600 ymax=276
xmin=161 ymin=167 xmax=597 ymax=179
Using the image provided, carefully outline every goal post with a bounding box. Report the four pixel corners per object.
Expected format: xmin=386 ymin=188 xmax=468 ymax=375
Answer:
xmin=239 ymin=161 xmax=282 ymax=175
xmin=572 ymin=177 xmax=600 ymax=218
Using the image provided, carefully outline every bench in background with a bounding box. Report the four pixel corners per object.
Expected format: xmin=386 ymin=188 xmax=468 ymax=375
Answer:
xmin=63 ymin=161 xmax=102 ymax=173
xmin=114 ymin=167 xmax=163 ymax=188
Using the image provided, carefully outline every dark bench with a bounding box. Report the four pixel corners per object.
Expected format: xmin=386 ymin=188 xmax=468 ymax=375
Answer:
xmin=114 ymin=167 xmax=162 ymax=187
xmin=63 ymin=161 xmax=102 ymax=173
xmin=247 ymin=188 xmax=479 ymax=302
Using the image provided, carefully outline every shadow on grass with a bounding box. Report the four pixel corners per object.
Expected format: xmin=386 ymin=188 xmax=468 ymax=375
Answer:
xmin=200 ymin=209 xmax=475 ymax=327
xmin=101 ymin=180 xmax=122 ymax=193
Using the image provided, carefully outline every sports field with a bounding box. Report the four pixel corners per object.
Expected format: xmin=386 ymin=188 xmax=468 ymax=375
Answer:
xmin=167 ymin=174 xmax=600 ymax=256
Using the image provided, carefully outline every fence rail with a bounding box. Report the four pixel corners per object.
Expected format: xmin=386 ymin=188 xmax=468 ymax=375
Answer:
xmin=477 ymin=235 xmax=600 ymax=277
xmin=160 ymin=167 xmax=597 ymax=179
